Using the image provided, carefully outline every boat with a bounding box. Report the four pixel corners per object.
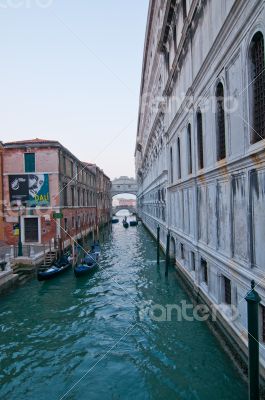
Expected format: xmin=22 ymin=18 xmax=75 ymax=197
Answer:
xmin=74 ymin=242 xmax=100 ymax=277
xmin=74 ymin=261 xmax=97 ymax=277
xmin=90 ymin=241 xmax=101 ymax=258
xmin=123 ymin=221 xmax=129 ymax=228
xmin=37 ymin=254 xmax=71 ymax=281
xmin=112 ymin=218 xmax=119 ymax=223
xmin=129 ymin=221 xmax=138 ymax=227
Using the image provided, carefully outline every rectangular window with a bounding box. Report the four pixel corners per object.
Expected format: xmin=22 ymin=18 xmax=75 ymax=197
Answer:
xmin=24 ymin=217 xmax=39 ymax=242
xmin=191 ymin=251 xmax=195 ymax=271
xmin=63 ymin=155 xmax=66 ymax=174
xmin=64 ymin=218 xmax=68 ymax=231
xmin=201 ymin=258 xmax=208 ymax=285
xmin=63 ymin=186 xmax=68 ymax=206
xmin=71 ymin=161 xmax=74 ymax=177
xmin=24 ymin=153 xmax=35 ymax=173
xmin=223 ymin=276 xmax=232 ymax=305
xmin=71 ymin=187 xmax=75 ymax=206
xmin=180 ymin=243 xmax=184 ymax=259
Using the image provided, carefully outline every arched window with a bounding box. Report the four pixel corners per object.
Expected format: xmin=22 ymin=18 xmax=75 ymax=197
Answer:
xmin=197 ymin=110 xmax=204 ymax=169
xmin=187 ymin=123 xmax=192 ymax=174
xmin=177 ymin=137 xmax=181 ymax=179
xmin=170 ymin=146 xmax=173 ymax=183
xmin=249 ymin=32 xmax=265 ymax=143
xmin=216 ymin=82 xmax=226 ymax=160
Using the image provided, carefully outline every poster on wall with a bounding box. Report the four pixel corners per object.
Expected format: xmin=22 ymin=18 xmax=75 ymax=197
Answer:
xmin=9 ymin=174 xmax=50 ymax=207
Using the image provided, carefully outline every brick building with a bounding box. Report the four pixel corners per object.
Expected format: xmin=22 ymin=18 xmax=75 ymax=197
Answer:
xmin=3 ymin=139 xmax=111 ymax=248
xmin=83 ymin=163 xmax=112 ymax=229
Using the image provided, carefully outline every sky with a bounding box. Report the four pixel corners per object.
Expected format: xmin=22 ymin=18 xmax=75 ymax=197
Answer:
xmin=0 ymin=0 xmax=149 ymax=180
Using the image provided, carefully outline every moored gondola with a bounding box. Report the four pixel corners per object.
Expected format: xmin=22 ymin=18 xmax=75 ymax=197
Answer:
xmin=112 ymin=218 xmax=119 ymax=223
xmin=37 ymin=254 xmax=72 ymax=281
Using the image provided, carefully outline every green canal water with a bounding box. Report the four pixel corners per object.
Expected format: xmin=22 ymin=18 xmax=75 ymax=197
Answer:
xmin=0 ymin=220 xmax=247 ymax=400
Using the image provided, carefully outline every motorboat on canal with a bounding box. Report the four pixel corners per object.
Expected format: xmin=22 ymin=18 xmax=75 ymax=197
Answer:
xmin=37 ymin=254 xmax=72 ymax=281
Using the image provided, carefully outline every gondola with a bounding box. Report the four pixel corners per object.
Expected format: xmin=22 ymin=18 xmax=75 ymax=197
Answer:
xmin=74 ymin=243 xmax=100 ymax=278
xmin=129 ymin=221 xmax=138 ymax=227
xmin=112 ymin=218 xmax=119 ymax=223
xmin=90 ymin=242 xmax=101 ymax=258
xmin=37 ymin=255 xmax=71 ymax=281
xmin=74 ymin=261 xmax=97 ymax=277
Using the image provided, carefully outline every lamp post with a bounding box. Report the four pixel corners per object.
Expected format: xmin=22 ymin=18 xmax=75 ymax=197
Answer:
xmin=18 ymin=205 xmax=23 ymax=257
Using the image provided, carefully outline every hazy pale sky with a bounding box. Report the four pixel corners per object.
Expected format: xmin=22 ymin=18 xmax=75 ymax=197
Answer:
xmin=0 ymin=0 xmax=149 ymax=180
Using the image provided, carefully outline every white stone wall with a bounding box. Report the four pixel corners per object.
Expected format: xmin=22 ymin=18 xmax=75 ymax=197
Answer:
xmin=136 ymin=0 xmax=265 ymax=368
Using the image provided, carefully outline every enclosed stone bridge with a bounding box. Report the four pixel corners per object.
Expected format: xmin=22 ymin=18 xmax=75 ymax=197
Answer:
xmin=112 ymin=205 xmax=136 ymax=216
xmin=111 ymin=176 xmax=138 ymax=197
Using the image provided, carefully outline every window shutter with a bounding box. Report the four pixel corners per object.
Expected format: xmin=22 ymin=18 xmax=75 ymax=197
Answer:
xmin=24 ymin=153 xmax=35 ymax=173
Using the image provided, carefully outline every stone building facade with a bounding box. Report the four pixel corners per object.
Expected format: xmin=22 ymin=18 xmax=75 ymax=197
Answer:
xmin=135 ymin=0 xmax=265 ymax=373
xmin=3 ymin=139 xmax=111 ymax=248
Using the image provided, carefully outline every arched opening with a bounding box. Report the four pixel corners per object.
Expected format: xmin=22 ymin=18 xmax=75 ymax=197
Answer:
xmin=197 ymin=109 xmax=204 ymax=170
xmin=216 ymin=82 xmax=226 ymax=160
xmin=249 ymin=31 xmax=265 ymax=143
xmin=112 ymin=193 xmax=136 ymax=216
xmin=187 ymin=123 xmax=192 ymax=174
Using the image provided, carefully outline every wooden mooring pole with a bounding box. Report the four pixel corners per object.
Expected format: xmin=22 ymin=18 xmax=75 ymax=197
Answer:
xmin=157 ymin=225 xmax=160 ymax=265
xmin=165 ymin=231 xmax=170 ymax=277
xmin=245 ymin=280 xmax=261 ymax=400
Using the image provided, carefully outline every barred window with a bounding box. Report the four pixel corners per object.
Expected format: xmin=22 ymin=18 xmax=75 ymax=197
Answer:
xmin=223 ymin=276 xmax=231 ymax=305
xmin=180 ymin=243 xmax=184 ymax=259
xmin=182 ymin=0 xmax=187 ymax=20
xmin=250 ymin=32 xmax=265 ymax=143
xmin=216 ymin=82 xmax=226 ymax=160
xmin=197 ymin=110 xmax=204 ymax=169
xmin=191 ymin=251 xmax=195 ymax=271
xmin=201 ymin=258 xmax=208 ymax=285
xmin=177 ymin=137 xmax=181 ymax=179
xmin=187 ymin=123 xmax=192 ymax=174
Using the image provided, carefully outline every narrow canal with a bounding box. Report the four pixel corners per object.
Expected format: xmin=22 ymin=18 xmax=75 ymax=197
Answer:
xmin=0 ymin=219 xmax=247 ymax=400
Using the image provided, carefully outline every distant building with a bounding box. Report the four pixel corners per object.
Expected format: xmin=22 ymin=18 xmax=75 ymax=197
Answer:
xmin=3 ymin=138 xmax=111 ymax=248
xmin=136 ymin=0 xmax=265 ymax=373
xmin=0 ymin=142 xmax=4 ymax=242
xmin=117 ymin=198 xmax=136 ymax=207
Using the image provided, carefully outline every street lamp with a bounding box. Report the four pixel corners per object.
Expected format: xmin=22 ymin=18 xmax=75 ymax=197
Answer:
xmin=18 ymin=204 xmax=23 ymax=257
